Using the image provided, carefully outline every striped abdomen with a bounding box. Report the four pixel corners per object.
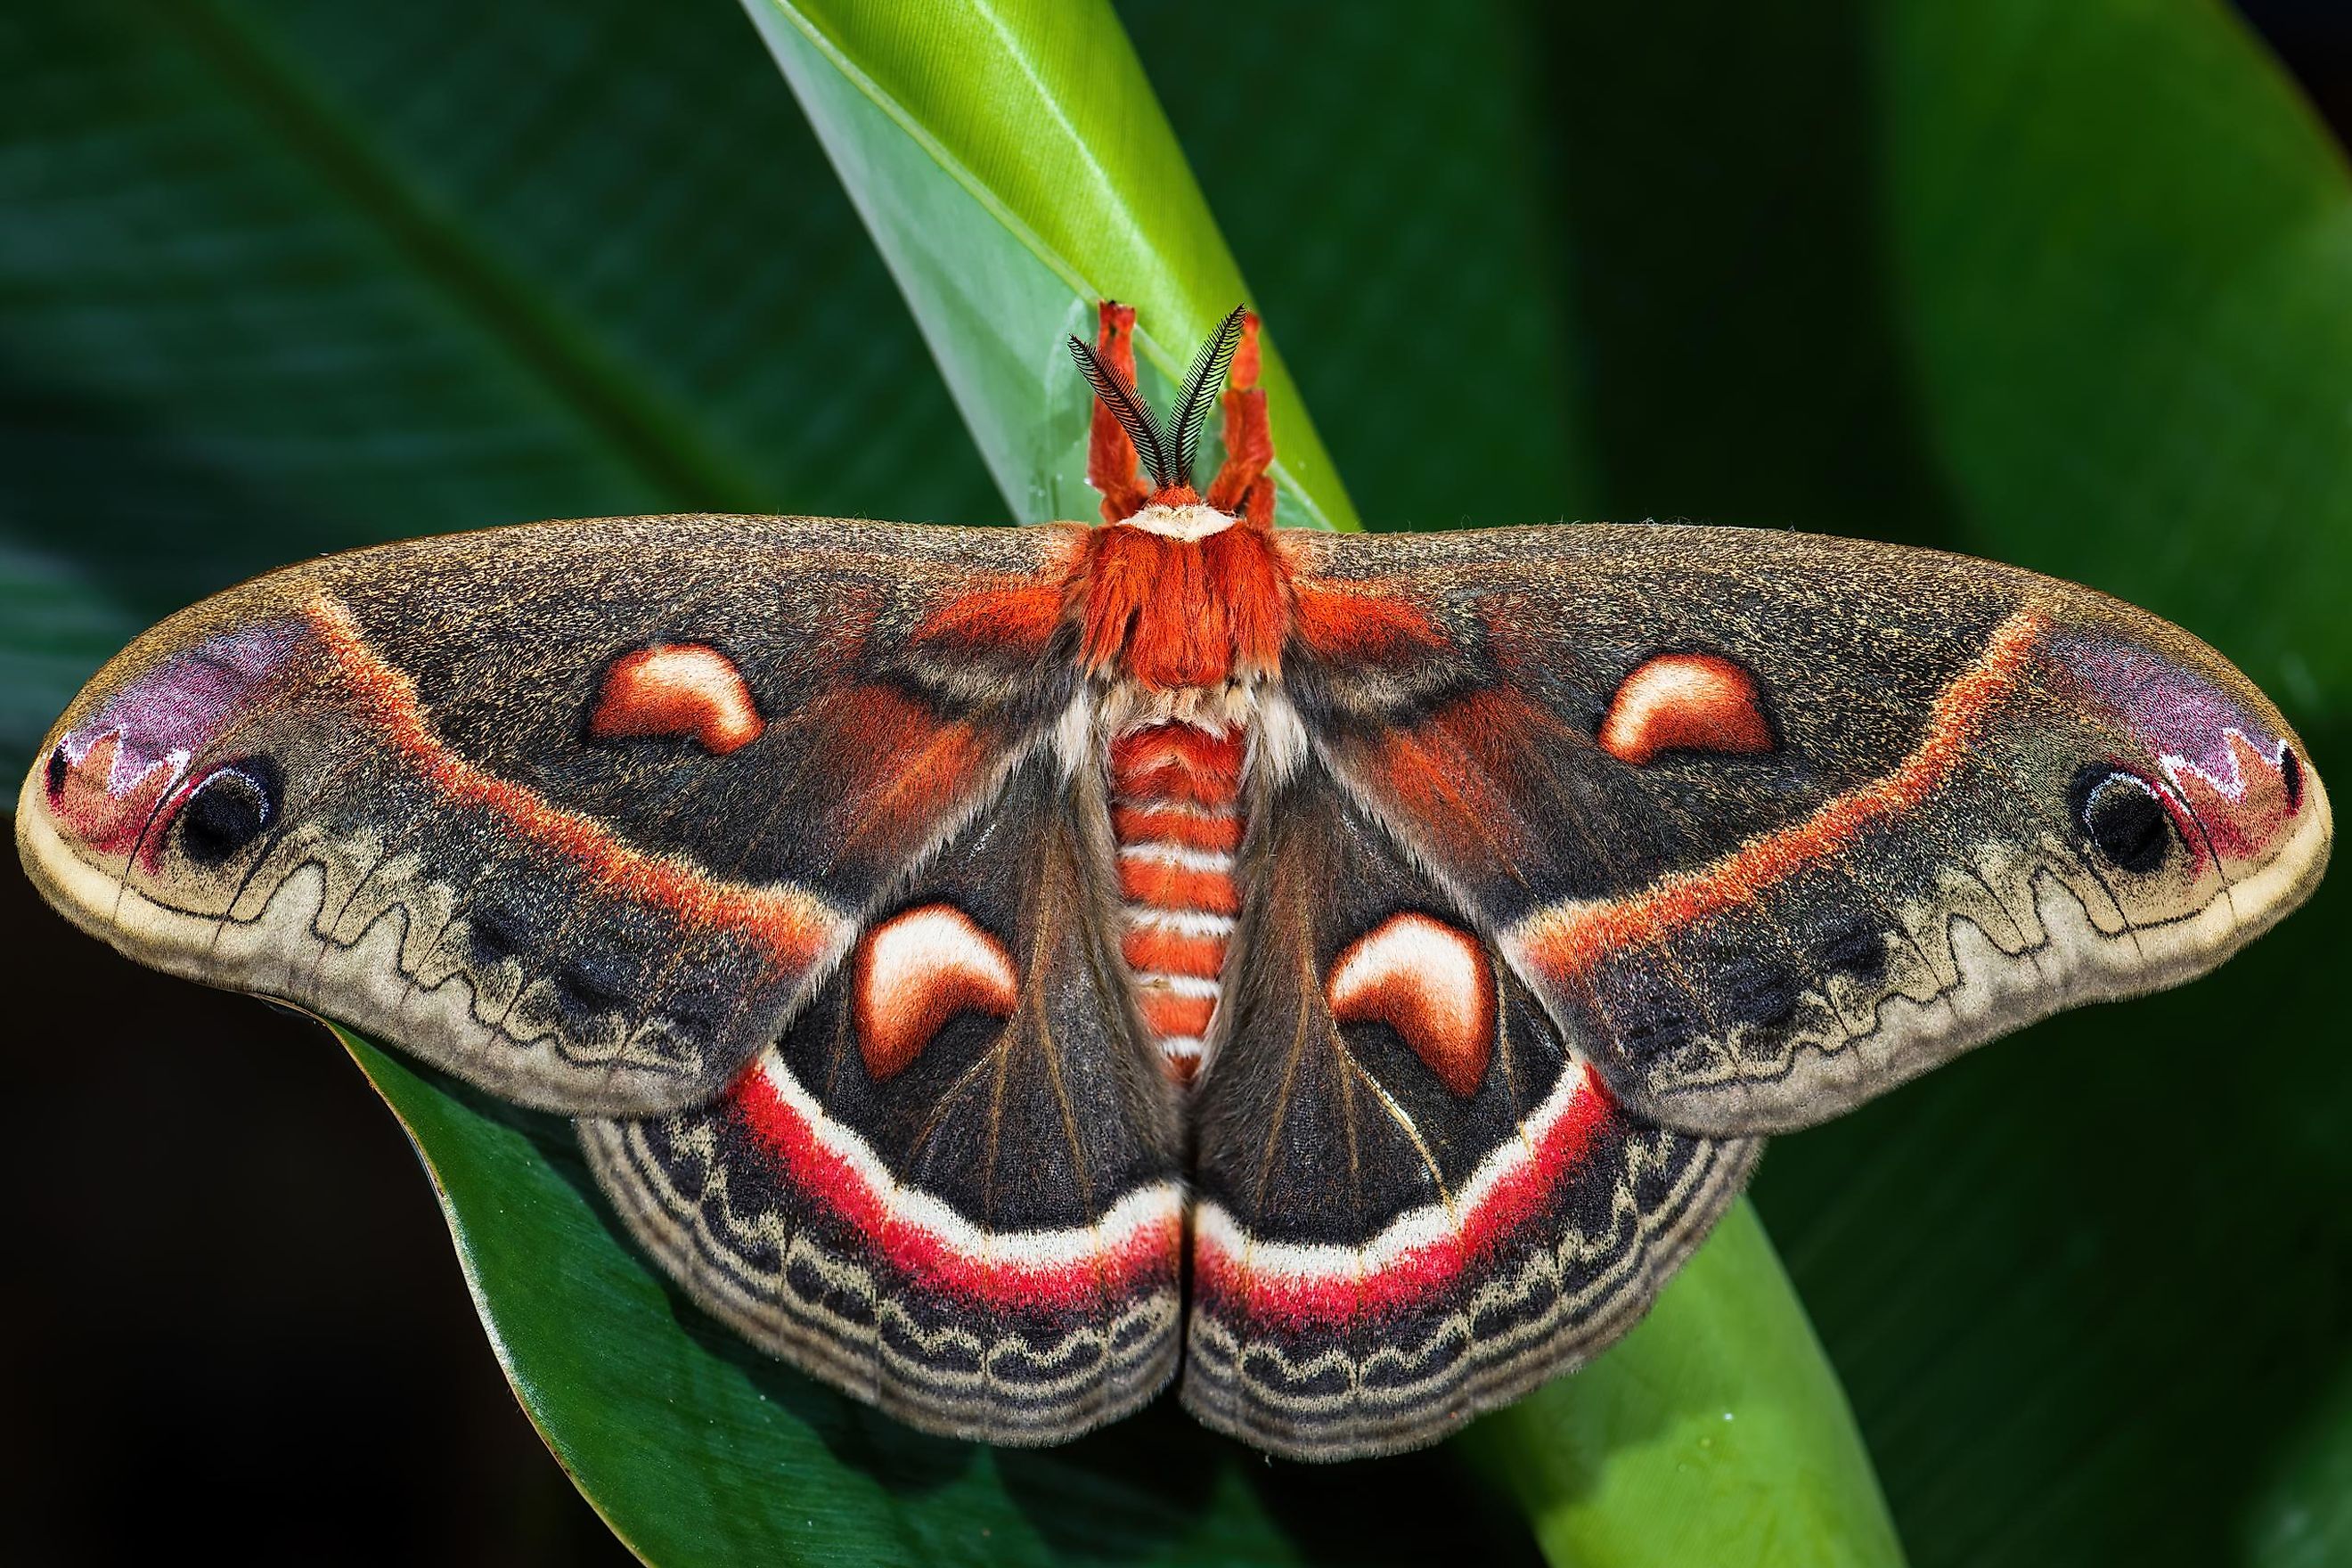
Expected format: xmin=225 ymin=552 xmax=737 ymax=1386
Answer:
xmin=1109 ymin=722 xmax=1245 ymax=1083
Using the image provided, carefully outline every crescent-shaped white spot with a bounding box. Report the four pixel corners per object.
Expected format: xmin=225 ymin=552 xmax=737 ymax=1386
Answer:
xmin=853 ymin=904 xmax=1018 ymax=1081
xmin=1327 ymin=912 xmax=1495 ymax=1097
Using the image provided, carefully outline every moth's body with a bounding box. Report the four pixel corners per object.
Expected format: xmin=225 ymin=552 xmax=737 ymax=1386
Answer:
xmin=15 ymin=306 xmax=2331 ymax=1461
xmin=1082 ymin=498 xmax=1285 ymax=1082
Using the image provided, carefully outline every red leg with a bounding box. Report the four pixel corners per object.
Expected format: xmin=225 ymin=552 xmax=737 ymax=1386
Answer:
xmin=1087 ymin=301 xmax=1155 ymax=524
xmin=1205 ymin=311 xmax=1275 ymax=528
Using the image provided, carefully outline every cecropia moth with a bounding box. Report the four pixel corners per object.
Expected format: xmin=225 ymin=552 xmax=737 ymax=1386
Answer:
xmin=14 ymin=304 xmax=2330 ymax=1462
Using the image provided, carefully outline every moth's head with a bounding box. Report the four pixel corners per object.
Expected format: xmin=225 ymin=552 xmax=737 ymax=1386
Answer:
xmin=2016 ymin=601 xmax=2329 ymax=970
xmin=17 ymin=604 xmax=329 ymax=954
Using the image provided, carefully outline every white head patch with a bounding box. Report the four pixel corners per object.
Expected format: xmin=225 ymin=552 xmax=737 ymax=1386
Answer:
xmin=1124 ymin=502 xmax=1236 ymax=542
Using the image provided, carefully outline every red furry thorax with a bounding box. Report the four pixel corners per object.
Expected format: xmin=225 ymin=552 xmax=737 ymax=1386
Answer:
xmin=1076 ymin=521 xmax=1291 ymax=690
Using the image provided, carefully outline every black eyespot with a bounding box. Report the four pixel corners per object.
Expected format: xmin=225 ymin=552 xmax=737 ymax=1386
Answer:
xmin=45 ymin=745 xmax=68 ymax=799
xmin=2071 ymin=765 xmax=2174 ymax=874
xmin=178 ymin=756 xmax=282 ymax=865
xmin=2281 ymin=747 xmax=2304 ymax=813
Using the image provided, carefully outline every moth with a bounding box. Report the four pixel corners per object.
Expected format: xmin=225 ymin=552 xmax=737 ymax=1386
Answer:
xmin=15 ymin=303 xmax=2330 ymax=1463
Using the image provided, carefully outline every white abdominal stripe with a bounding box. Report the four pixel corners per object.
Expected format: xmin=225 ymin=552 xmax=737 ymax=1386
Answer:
xmin=1116 ymin=842 xmax=1236 ymax=873
xmin=1124 ymin=909 xmax=1236 ymax=937
xmin=1156 ymin=1037 xmax=1206 ymax=1068
xmin=1136 ymin=972 xmax=1221 ymax=999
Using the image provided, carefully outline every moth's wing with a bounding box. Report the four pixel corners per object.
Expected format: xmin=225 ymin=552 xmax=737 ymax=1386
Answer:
xmin=583 ymin=750 xmax=1186 ymax=1444
xmin=18 ymin=515 xmax=1087 ymax=1115
xmin=1183 ymin=764 xmax=1754 ymax=1460
xmin=1276 ymin=524 xmax=2330 ymax=1136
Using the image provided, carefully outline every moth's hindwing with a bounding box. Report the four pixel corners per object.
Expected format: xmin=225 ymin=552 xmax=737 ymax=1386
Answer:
xmin=1280 ymin=525 xmax=2331 ymax=1136
xmin=1182 ymin=765 xmax=1756 ymax=1461
xmin=582 ymin=752 xmax=1187 ymax=1445
xmin=16 ymin=515 xmax=1086 ymax=1115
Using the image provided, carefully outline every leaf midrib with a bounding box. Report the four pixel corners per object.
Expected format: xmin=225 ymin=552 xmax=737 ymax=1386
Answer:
xmin=166 ymin=0 xmax=781 ymax=516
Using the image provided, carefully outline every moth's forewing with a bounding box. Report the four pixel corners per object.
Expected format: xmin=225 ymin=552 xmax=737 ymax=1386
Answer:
xmin=1279 ymin=526 xmax=2331 ymax=1136
xmin=15 ymin=515 xmax=1084 ymax=1116
xmin=14 ymin=507 xmax=2332 ymax=1462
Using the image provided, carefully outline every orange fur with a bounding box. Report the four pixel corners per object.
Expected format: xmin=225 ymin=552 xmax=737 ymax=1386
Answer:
xmin=806 ymin=684 xmax=985 ymax=859
xmin=1206 ymin=314 xmax=1271 ymax=518
xmin=1122 ymin=926 xmax=1229 ymax=977
xmin=1597 ymin=653 xmax=1773 ymax=764
xmin=588 ymin=644 xmax=764 ymax=755
xmin=907 ymin=535 xmax=1086 ymax=657
xmin=851 ymin=905 xmax=1017 ymax=1081
xmin=1087 ymin=301 xmax=1154 ymax=524
xmin=1079 ymin=523 xmax=1290 ymax=689
xmin=1108 ymin=723 xmax=1247 ymax=805
xmin=1327 ymin=913 xmax=1496 ymax=1098
xmin=1111 ymin=804 xmax=1241 ymax=852
xmin=1139 ymin=991 xmax=1217 ymax=1037
xmin=1290 ymin=579 xmax=1449 ymax=665
xmin=1118 ymin=858 xmax=1242 ymax=915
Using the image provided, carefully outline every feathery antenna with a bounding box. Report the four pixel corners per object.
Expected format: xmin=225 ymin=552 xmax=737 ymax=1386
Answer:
xmin=1167 ymin=306 xmax=1247 ymax=493
xmin=1069 ymin=305 xmax=1250 ymax=496
xmin=1069 ymin=336 xmax=1172 ymax=491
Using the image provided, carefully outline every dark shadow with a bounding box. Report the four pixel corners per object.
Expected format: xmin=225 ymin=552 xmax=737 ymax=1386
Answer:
xmin=0 ymin=352 xmax=381 ymax=629
xmin=0 ymin=863 xmax=638 ymax=1566
xmin=2239 ymin=0 xmax=2352 ymax=150
xmin=1508 ymin=0 xmax=1963 ymax=547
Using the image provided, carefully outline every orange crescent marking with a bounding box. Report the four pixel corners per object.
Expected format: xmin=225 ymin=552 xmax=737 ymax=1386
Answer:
xmin=305 ymin=599 xmax=837 ymax=968
xmin=1327 ymin=913 xmax=1496 ymax=1098
xmin=853 ymin=904 xmax=1018 ymax=1080
xmin=1598 ymin=652 xmax=1773 ymax=764
xmin=1521 ymin=611 xmax=2045 ymax=977
xmin=590 ymin=644 xmax=764 ymax=755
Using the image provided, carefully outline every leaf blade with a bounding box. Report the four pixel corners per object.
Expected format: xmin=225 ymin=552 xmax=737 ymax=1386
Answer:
xmin=1463 ymin=1201 xmax=1903 ymax=1568
xmin=742 ymin=0 xmax=1359 ymax=529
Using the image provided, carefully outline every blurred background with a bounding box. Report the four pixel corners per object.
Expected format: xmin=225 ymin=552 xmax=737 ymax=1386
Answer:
xmin=3 ymin=2 xmax=2348 ymax=1563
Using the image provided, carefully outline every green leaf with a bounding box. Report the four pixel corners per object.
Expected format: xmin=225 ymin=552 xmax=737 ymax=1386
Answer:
xmin=740 ymin=0 xmax=1356 ymax=530
xmin=0 ymin=0 xmax=1000 ymax=749
xmin=1750 ymin=4 xmax=2352 ymax=1563
xmin=1461 ymin=1202 xmax=1901 ymax=1568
